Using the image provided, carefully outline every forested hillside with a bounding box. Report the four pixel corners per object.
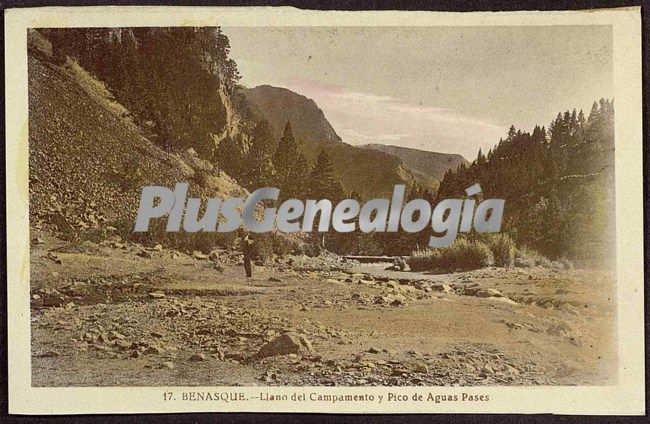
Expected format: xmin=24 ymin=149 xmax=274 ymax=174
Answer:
xmin=42 ymin=27 xmax=244 ymax=159
xmin=435 ymin=101 xmax=615 ymax=267
xmin=242 ymin=85 xmax=439 ymax=199
xmin=41 ymin=28 xmax=442 ymax=201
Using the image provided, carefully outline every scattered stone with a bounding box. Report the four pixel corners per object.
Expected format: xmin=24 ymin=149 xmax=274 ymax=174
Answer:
xmin=431 ymin=283 xmax=453 ymax=293
xmin=146 ymin=345 xmax=165 ymax=355
xmin=34 ymin=288 xmax=67 ymax=307
xmin=386 ymin=280 xmax=400 ymax=290
xmin=114 ymin=339 xmax=132 ymax=351
xmin=148 ymin=292 xmax=165 ymax=299
xmin=374 ymin=295 xmax=390 ymax=305
xmin=482 ymin=364 xmax=495 ymax=374
xmin=192 ymin=251 xmax=209 ymax=260
xmin=109 ymin=331 xmax=125 ymax=340
xmin=35 ymin=350 xmax=60 ymax=358
xmin=504 ymin=364 xmax=520 ymax=374
xmin=489 ymin=297 xmax=519 ymax=306
xmin=162 ymin=361 xmax=175 ymax=369
xmin=254 ymin=332 xmax=313 ymax=359
xmin=137 ymin=250 xmax=153 ymax=259
xmin=59 ymin=281 xmax=88 ymax=297
xmin=413 ymin=362 xmax=429 ymax=374
xmin=189 ymin=353 xmax=207 ymax=362
xmin=268 ymin=277 xmax=281 ymax=282
xmin=483 ymin=288 xmax=503 ymax=298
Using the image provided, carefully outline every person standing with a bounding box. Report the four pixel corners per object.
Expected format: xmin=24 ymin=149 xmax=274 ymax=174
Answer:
xmin=242 ymin=233 xmax=253 ymax=278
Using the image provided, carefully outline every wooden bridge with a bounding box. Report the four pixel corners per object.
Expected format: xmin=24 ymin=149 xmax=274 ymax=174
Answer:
xmin=343 ymin=255 xmax=406 ymax=263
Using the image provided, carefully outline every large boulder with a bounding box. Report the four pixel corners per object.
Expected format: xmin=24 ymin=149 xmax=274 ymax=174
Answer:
xmin=254 ymin=332 xmax=313 ymax=359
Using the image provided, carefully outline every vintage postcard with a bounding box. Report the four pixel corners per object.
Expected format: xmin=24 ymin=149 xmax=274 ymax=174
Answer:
xmin=5 ymin=6 xmax=644 ymax=415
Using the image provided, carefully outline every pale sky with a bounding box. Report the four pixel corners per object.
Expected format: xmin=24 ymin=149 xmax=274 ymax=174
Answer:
xmin=225 ymin=26 xmax=612 ymax=160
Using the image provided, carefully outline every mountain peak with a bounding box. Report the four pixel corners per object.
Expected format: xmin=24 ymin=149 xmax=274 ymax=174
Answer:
xmin=242 ymin=85 xmax=342 ymax=145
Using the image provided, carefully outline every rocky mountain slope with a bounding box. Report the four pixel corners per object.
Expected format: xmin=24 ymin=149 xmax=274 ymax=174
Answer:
xmin=243 ymin=85 xmax=438 ymax=198
xmin=27 ymin=31 xmax=249 ymax=244
xmin=243 ymin=85 xmax=342 ymax=145
xmin=361 ymin=144 xmax=469 ymax=180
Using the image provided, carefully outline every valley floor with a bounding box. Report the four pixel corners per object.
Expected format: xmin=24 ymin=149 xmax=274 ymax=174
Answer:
xmin=30 ymin=231 xmax=618 ymax=387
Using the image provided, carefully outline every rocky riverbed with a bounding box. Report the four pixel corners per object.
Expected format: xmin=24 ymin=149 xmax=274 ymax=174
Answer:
xmin=31 ymin=231 xmax=617 ymax=387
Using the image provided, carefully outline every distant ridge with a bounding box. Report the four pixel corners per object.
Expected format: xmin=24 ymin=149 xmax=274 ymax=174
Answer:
xmin=242 ymin=85 xmax=438 ymax=198
xmin=360 ymin=144 xmax=469 ymax=180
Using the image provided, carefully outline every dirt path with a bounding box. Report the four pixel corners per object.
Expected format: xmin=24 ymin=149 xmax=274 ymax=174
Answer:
xmin=30 ymin=232 xmax=617 ymax=387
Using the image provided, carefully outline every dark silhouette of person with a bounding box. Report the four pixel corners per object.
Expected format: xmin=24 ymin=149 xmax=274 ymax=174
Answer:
xmin=242 ymin=234 xmax=253 ymax=278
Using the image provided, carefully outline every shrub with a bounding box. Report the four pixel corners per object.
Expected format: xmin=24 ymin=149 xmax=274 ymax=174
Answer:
xmin=536 ymin=256 xmax=553 ymax=268
xmin=407 ymin=249 xmax=442 ymax=271
xmin=484 ymin=233 xmax=516 ymax=267
xmin=271 ymin=232 xmax=302 ymax=257
xmin=549 ymin=257 xmax=574 ymax=270
xmin=514 ymin=246 xmax=565 ymax=269
xmin=303 ymin=242 xmax=321 ymax=257
xmin=557 ymin=256 xmax=574 ymax=270
xmin=407 ymin=238 xmax=493 ymax=271
xmin=251 ymin=233 xmax=274 ymax=261
xmin=514 ymin=246 xmax=538 ymax=268
xmin=440 ymin=238 xmax=494 ymax=270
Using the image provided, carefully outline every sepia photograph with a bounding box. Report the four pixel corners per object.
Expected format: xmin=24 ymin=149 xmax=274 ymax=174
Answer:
xmin=5 ymin=5 xmax=644 ymax=415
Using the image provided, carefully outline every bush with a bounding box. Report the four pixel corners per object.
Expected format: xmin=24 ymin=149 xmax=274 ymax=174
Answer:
xmin=513 ymin=246 xmax=570 ymax=269
xmin=536 ymin=256 xmax=553 ymax=268
xmin=251 ymin=233 xmax=274 ymax=261
xmin=557 ymin=256 xmax=574 ymax=270
xmin=271 ymin=232 xmax=302 ymax=257
xmin=407 ymin=249 xmax=442 ymax=271
xmin=407 ymin=238 xmax=493 ymax=271
xmin=514 ymin=246 xmax=538 ymax=268
xmin=484 ymin=233 xmax=515 ymax=267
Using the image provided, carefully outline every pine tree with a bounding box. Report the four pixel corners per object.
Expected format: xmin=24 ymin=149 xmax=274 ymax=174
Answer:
xmin=272 ymin=122 xmax=309 ymax=200
xmin=587 ymin=101 xmax=599 ymax=124
xmin=215 ymin=135 xmax=244 ymax=180
xmin=476 ymin=148 xmax=487 ymax=166
xmin=307 ymin=149 xmax=345 ymax=201
xmin=243 ymin=119 xmax=276 ymax=189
